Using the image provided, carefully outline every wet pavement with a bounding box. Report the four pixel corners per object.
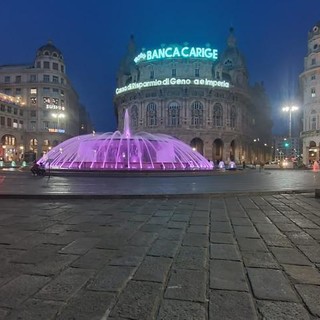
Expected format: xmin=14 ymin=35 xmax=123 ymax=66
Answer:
xmin=0 ymin=170 xmax=320 ymax=319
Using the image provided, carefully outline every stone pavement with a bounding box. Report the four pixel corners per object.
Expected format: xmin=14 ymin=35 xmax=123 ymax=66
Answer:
xmin=1 ymin=193 xmax=320 ymax=319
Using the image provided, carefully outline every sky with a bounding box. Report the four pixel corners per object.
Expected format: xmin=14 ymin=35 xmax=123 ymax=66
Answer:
xmin=1 ymin=0 xmax=319 ymax=134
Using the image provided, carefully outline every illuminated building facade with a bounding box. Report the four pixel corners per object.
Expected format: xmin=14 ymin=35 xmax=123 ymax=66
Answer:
xmin=300 ymin=22 xmax=320 ymax=164
xmin=114 ymin=30 xmax=272 ymax=164
xmin=0 ymin=41 xmax=92 ymax=161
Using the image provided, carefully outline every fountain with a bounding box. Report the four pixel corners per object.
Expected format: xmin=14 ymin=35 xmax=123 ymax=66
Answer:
xmin=39 ymin=110 xmax=213 ymax=171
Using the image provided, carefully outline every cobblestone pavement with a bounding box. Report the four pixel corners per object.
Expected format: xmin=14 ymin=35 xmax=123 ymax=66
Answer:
xmin=1 ymin=194 xmax=320 ymax=319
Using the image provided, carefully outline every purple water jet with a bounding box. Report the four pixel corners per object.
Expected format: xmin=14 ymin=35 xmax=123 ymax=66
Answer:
xmin=39 ymin=110 xmax=213 ymax=171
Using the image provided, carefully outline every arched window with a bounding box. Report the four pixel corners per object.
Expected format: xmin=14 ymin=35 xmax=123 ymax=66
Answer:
xmin=310 ymin=110 xmax=317 ymax=130
xmin=146 ymin=102 xmax=157 ymax=127
xmin=168 ymin=102 xmax=180 ymax=127
xmin=191 ymin=101 xmax=203 ymax=126
xmin=213 ymin=103 xmax=223 ymax=127
xmin=131 ymin=105 xmax=139 ymax=129
xmin=230 ymin=106 xmax=237 ymax=128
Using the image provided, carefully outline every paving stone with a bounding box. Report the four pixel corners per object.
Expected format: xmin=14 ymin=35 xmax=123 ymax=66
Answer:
xmin=88 ymin=265 xmax=134 ymax=292
xmin=147 ymin=216 xmax=170 ymax=225
xmin=237 ymin=237 xmax=268 ymax=252
xmin=31 ymin=253 xmax=79 ymax=276
xmin=0 ymin=309 xmax=8 ymax=319
xmin=55 ymin=290 xmax=115 ymax=320
xmin=0 ymin=275 xmax=51 ymax=308
xmin=254 ymin=223 xmax=281 ymax=234
xmin=295 ymin=284 xmax=320 ymax=317
xmin=211 ymin=222 xmax=233 ymax=233
xmin=290 ymin=218 xmax=319 ymax=229
xmin=270 ymin=247 xmax=312 ymax=266
xmin=182 ymin=233 xmax=208 ymax=247
xmin=128 ymin=231 xmax=158 ymax=246
xmin=306 ymin=229 xmax=320 ymax=240
xmin=157 ymin=299 xmax=206 ymax=320
xmin=274 ymin=223 xmax=302 ymax=232
xmin=36 ymin=267 xmax=95 ymax=301
xmin=247 ymin=268 xmax=298 ymax=301
xmin=59 ymin=237 xmax=100 ymax=255
xmin=71 ymin=248 xmax=116 ymax=269
xmin=167 ymin=221 xmax=187 ymax=229
xmin=173 ymin=246 xmax=207 ymax=270
xmin=297 ymin=245 xmax=320 ymax=263
xmin=210 ymin=243 xmax=240 ymax=260
xmin=109 ymin=245 xmax=148 ymax=266
xmin=210 ymin=232 xmax=235 ymax=244
xmin=261 ymin=233 xmax=292 ymax=247
xmin=242 ymin=251 xmax=279 ymax=269
xmin=286 ymin=231 xmax=318 ymax=246
xmin=159 ymin=228 xmax=185 ymax=241
xmin=171 ymin=214 xmax=190 ymax=222
xmin=187 ymin=225 xmax=209 ymax=234
xmin=5 ymin=298 xmax=63 ymax=320
xmin=165 ymin=269 xmax=206 ymax=302
xmin=133 ymin=256 xmax=172 ymax=283
xmin=230 ymin=217 xmax=253 ymax=226
xmin=209 ymin=290 xmax=257 ymax=320
xmin=233 ymin=225 xmax=260 ymax=238
xmin=210 ymin=260 xmax=248 ymax=291
xmin=283 ymin=264 xmax=320 ymax=285
xmin=148 ymin=239 xmax=180 ymax=258
xmin=111 ymin=280 xmax=162 ymax=320
xmin=189 ymin=216 xmax=209 ymax=225
xmin=257 ymin=300 xmax=311 ymax=320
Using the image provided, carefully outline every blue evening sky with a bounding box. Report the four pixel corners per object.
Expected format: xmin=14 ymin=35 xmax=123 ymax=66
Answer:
xmin=1 ymin=0 xmax=319 ymax=134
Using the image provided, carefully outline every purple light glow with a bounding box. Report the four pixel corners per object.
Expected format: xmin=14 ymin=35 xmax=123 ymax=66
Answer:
xmin=39 ymin=110 xmax=213 ymax=171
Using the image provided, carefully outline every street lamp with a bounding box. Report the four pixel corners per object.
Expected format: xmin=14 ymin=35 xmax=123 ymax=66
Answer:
xmin=282 ymin=106 xmax=298 ymax=138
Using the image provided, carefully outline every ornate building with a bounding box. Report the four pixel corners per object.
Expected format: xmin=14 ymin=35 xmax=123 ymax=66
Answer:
xmin=300 ymin=22 xmax=320 ymax=164
xmin=114 ymin=29 xmax=272 ymax=164
xmin=0 ymin=41 xmax=92 ymax=162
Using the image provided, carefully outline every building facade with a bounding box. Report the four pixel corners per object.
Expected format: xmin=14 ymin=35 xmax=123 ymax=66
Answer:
xmin=300 ymin=22 xmax=320 ymax=165
xmin=114 ymin=30 xmax=272 ymax=164
xmin=0 ymin=41 xmax=92 ymax=162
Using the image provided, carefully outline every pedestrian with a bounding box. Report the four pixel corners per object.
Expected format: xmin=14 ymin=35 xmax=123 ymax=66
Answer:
xmin=30 ymin=160 xmax=40 ymax=175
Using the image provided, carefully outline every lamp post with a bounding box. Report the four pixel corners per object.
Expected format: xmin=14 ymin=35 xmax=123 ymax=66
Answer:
xmin=282 ymin=106 xmax=298 ymax=138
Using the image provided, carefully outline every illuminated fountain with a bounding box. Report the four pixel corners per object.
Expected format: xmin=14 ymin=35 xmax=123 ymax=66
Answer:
xmin=39 ymin=110 xmax=213 ymax=171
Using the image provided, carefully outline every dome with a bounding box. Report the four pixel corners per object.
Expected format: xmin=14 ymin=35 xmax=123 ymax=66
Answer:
xmin=36 ymin=41 xmax=63 ymax=59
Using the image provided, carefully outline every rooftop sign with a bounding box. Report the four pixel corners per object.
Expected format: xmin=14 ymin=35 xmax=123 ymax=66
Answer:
xmin=134 ymin=46 xmax=218 ymax=64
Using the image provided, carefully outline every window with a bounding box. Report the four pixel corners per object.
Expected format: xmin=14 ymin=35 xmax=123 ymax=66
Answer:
xmin=4 ymin=76 xmax=10 ymax=83
xmin=0 ymin=116 xmax=5 ymax=126
xmin=53 ymin=76 xmax=59 ymax=83
xmin=7 ymin=106 xmax=12 ymax=113
xmin=131 ymin=105 xmax=138 ymax=129
xmin=53 ymin=88 xmax=59 ymax=94
xmin=30 ymin=97 xmax=37 ymax=104
xmin=43 ymin=75 xmax=50 ymax=82
xmin=43 ymin=61 xmax=50 ymax=69
xmin=13 ymin=119 xmax=18 ymax=128
xmin=52 ymin=98 xmax=59 ymax=105
xmin=43 ymin=97 xmax=51 ymax=104
xmin=30 ymin=88 xmax=37 ymax=94
xmin=19 ymin=110 xmax=24 ymax=116
xmin=30 ymin=110 xmax=37 ymax=117
xmin=312 ymin=58 xmax=316 ymax=65
xmin=213 ymin=103 xmax=223 ymax=127
xmin=0 ymin=104 xmax=5 ymax=112
xmin=7 ymin=118 xmax=12 ymax=127
xmin=15 ymin=75 xmax=21 ymax=83
xmin=172 ymin=68 xmax=176 ymax=77
xmin=30 ymin=121 xmax=36 ymax=130
xmin=168 ymin=102 xmax=180 ymax=127
xmin=311 ymin=110 xmax=317 ymax=130
xmin=52 ymin=62 xmax=58 ymax=70
xmin=15 ymin=88 xmax=21 ymax=95
xmin=36 ymin=61 xmax=41 ymax=68
xmin=146 ymin=102 xmax=157 ymax=127
xmin=61 ymin=65 xmax=64 ymax=73
xmin=195 ymin=64 xmax=200 ymax=77
xmin=4 ymin=88 xmax=11 ymax=95
xmin=60 ymin=90 xmax=64 ymax=96
xmin=19 ymin=120 xmax=23 ymax=129
xmin=150 ymin=70 xmax=154 ymax=80
xmin=13 ymin=108 xmax=17 ymax=115
xmin=311 ymin=74 xmax=316 ymax=80
xmin=61 ymin=100 xmax=65 ymax=107
xmin=230 ymin=106 xmax=237 ymax=128
xmin=311 ymin=88 xmax=316 ymax=97
xmin=61 ymin=78 xmax=65 ymax=85
xmin=191 ymin=101 xmax=203 ymax=126
xmin=43 ymin=121 xmax=49 ymax=130
xmin=30 ymin=74 xmax=37 ymax=82
xmin=43 ymin=87 xmax=50 ymax=94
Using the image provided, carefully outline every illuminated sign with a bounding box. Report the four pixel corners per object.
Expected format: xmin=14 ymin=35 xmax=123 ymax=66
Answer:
xmin=116 ymin=78 xmax=229 ymax=95
xmin=134 ymin=46 xmax=218 ymax=63
xmin=48 ymin=128 xmax=65 ymax=133
xmin=46 ymin=104 xmax=65 ymax=110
